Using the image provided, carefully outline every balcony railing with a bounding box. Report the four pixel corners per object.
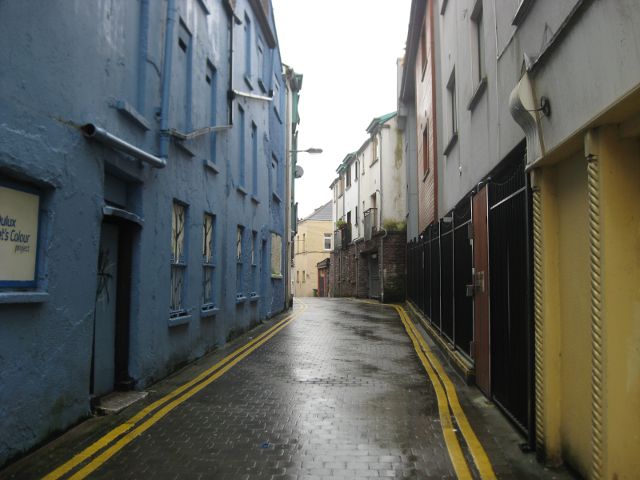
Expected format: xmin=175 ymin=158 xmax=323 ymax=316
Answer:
xmin=334 ymin=223 xmax=352 ymax=250
xmin=363 ymin=208 xmax=378 ymax=241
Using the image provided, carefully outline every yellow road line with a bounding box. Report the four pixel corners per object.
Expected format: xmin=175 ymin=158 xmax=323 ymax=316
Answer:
xmin=44 ymin=304 xmax=306 ymax=480
xmin=396 ymin=304 xmax=497 ymax=480
xmin=393 ymin=305 xmax=473 ymax=479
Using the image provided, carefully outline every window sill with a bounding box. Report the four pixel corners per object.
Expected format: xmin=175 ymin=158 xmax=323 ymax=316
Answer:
xmin=175 ymin=140 xmax=196 ymax=157
xmin=200 ymin=306 xmax=219 ymax=318
xmin=250 ymin=195 xmax=260 ymax=205
xmin=443 ymin=132 xmax=458 ymax=156
xmin=168 ymin=313 xmax=192 ymax=327
xmin=244 ymin=76 xmax=254 ymax=91
xmin=512 ymin=0 xmax=534 ymax=26
xmin=236 ymin=185 xmax=248 ymax=196
xmin=257 ymin=79 xmax=267 ymax=94
xmin=113 ymin=99 xmax=151 ymax=131
xmin=272 ymin=192 xmax=282 ymax=203
xmin=0 ymin=291 xmax=49 ymax=304
xmin=271 ymin=274 xmax=283 ymax=280
xmin=467 ymin=76 xmax=487 ymax=112
xmin=203 ymin=159 xmax=219 ymax=174
xmin=197 ymin=0 xmax=211 ymax=15
xmin=235 ymin=295 xmax=247 ymax=304
xmin=249 ymin=293 xmax=260 ymax=302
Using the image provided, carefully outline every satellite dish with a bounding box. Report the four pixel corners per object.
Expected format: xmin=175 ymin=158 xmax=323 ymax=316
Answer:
xmin=294 ymin=165 xmax=304 ymax=178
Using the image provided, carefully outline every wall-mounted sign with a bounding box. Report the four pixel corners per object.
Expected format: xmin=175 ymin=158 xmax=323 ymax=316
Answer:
xmin=0 ymin=184 xmax=40 ymax=287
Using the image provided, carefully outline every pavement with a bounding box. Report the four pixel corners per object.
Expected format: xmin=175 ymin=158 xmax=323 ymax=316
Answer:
xmin=0 ymin=298 xmax=576 ymax=480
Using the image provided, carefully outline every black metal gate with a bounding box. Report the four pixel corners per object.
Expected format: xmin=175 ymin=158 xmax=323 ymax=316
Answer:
xmin=488 ymin=148 xmax=533 ymax=436
xmin=440 ymin=219 xmax=454 ymax=341
xmin=453 ymin=200 xmax=473 ymax=357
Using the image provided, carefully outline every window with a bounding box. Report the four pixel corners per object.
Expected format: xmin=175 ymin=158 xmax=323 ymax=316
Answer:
xmin=422 ymin=122 xmax=430 ymax=176
xmin=323 ymin=233 xmax=332 ymax=250
xmin=206 ymin=61 xmax=217 ymax=164
xmin=257 ymin=36 xmax=265 ymax=91
xmin=236 ymin=226 xmax=243 ymax=261
xmin=271 ymin=233 xmax=282 ymax=276
xmin=420 ymin=24 xmax=427 ymax=76
xmin=302 ymin=270 xmax=306 ymax=283
xmin=347 ymin=211 xmax=351 ymax=227
xmin=346 ymin=165 xmax=351 ymax=188
xmin=273 ymin=76 xmax=281 ymax=119
xmin=355 ymin=206 xmax=359 ymax=226
xmin=271 ymin=154 xmax=281 ymax=197
xmin=170 ymin=202 xmax=187 ymax=316
xmin=296 ymin=270 xmax=300 ymax=283
xmin=302 ymin=233 xmax=306 ymax=253
xmin=238 ymin=106 xmax=246 ymax=188
xmin=236 ymin=226 xmax=244 ymax=296
xmin=371 ymin=134 xmax=381 ymax=165
xmin=244 ymin=14 xmax=252 ymax=87
xmin=251 ymin=122 xmax=258 ymax=195
xmin=472 ymin=2 xmax=485 ymax=83
xmin=354 ymin=161 xmax=359 ymax=181
xmin=202 ymin=213 xmax=215 ymax=309
xmin=251 ymin=231 xmax=258 ymax=294
xmin=446 ymin=69 xmax=457 ymax=140
xmin=177 ymin=20 xmax=193 ymax=132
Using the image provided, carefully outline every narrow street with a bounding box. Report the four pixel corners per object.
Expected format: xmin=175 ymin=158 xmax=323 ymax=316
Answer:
xmin=1 ymin=299 xmax=570 ymax=480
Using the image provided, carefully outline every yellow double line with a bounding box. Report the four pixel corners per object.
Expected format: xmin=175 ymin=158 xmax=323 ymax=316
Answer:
xmin=44 ymin=304 xmax=306 ymax=480
xmin=393 ymin=304 xmax=496 ymax=480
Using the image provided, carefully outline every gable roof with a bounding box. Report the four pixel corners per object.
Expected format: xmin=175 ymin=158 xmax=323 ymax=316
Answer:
xmin=302 ymin=200 xmax=332 ymax=222
xmin=366 ymin=111 xmax=397 ymax=133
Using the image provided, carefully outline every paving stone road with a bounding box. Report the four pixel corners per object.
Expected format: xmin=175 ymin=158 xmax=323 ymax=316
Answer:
xmin=1 ymin=298 xmax=574 ymax=480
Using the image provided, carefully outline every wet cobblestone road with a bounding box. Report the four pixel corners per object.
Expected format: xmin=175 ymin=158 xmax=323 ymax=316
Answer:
xmin=1 ymin=298 xmax=574 ymax=479
xmin=99 ymin=299 xmax=453 ymax=479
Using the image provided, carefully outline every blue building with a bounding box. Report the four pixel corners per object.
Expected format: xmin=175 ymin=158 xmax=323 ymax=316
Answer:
xmin=0 ymin=0 xmax=289 ymax=465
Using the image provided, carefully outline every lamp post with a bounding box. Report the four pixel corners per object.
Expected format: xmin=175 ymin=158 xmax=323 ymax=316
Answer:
xmin=285 ymin=146 xmax=322 ymax=307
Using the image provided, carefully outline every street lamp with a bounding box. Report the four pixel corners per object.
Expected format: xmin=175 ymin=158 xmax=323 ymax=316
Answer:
xmin=289 ymin=147 xmax=323 ymax=154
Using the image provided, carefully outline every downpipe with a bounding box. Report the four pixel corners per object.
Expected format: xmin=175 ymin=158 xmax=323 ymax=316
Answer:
xmin=81 ymin=123 xmax=166 ymax=169
xmin=159 ymin=0 xmax=177 ymax=159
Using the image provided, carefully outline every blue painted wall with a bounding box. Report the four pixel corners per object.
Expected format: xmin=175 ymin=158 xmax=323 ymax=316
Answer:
xmin=0 ymin=0 xmax=287 ymax=466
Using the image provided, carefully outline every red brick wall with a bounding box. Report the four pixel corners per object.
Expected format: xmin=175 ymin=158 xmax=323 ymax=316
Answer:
xmin=328 ymin=231 xmax=406 ymax=302
xmin=415 ymin=0 xmax=438 ymax=233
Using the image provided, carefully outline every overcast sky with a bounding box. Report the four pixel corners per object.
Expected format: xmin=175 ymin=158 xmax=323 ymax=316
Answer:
xmin=272 ymin=0 xmax=412 ymax=218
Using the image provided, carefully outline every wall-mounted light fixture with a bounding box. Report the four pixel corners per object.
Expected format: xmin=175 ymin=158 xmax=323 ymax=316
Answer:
xmin=289 ymin=147 xmax=323 ymax=154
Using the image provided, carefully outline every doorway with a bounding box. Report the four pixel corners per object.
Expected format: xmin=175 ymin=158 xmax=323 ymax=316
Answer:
xmin=472 ymin=185 xmax=491 ymax=397
xmin=91 ymin=218 xmax=135 ymax=397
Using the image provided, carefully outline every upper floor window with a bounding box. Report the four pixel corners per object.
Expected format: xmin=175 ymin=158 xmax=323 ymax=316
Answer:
xmin=447 ymin=70 xmax=457 ymax=136
xmin=244 ymin=14 xmax=252 ymax=87
xmin=422 ymin=122 xmax=430 ymax=176
xmin=471 ymin=1 xmax=485 ymax=84
xmin=420 ymin=24 xmax=428 ymax=77
xmin=323 ymin=233 xmax=332 ymax=250
xmin=346 ymin=166 xmax=352 ymax=188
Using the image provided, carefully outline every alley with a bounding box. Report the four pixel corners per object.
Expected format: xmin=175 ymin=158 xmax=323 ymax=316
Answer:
xmin=1 ymin=299 xmax=570 ymax=480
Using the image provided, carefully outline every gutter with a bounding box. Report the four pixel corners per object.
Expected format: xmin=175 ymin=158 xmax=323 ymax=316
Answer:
xmin=81 ymin=124 xmax=166 ymax=169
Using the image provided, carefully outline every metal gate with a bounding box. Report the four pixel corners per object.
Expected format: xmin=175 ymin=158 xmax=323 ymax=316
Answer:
xmin=488 ymin=150 xmax=533 ymax=436
xmin=453 ymin=200 xmax=473 ymax=357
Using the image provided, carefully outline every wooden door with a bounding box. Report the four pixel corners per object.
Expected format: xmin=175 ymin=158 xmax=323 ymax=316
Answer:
xmin=472 ymin=186 xmax=491 ymax=397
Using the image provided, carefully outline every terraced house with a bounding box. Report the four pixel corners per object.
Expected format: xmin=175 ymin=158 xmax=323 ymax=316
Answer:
xmin=0 ymin=0 xmax=295 ymax=465
xmin=329 ymin=112 xmax=407 ymax=302
xmin=401 ymin=0 xmax=640 ymax=477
